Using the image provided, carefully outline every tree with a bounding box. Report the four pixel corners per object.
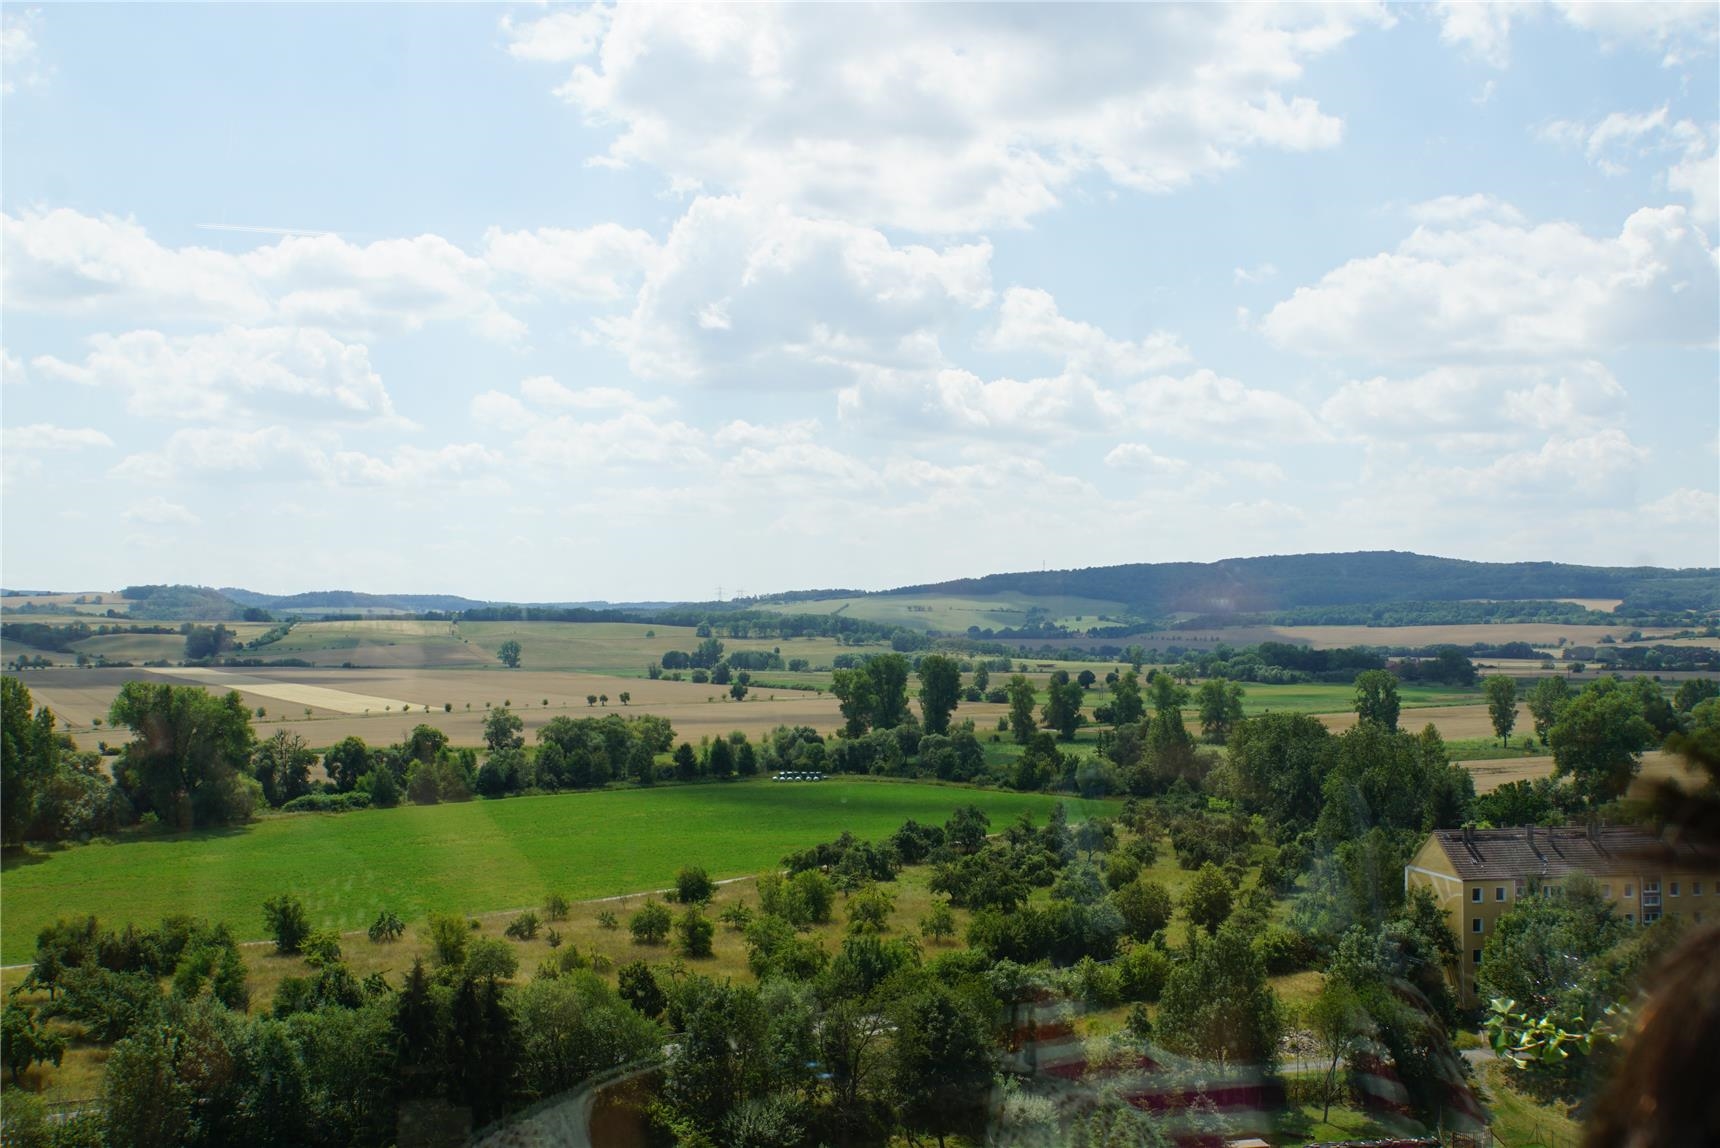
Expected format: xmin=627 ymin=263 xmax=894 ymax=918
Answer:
xmin=1109 ymin=670 xmax=1145 ymax=726
xmin=630 ymin=898 xmax=672 ymax=944
xmin=1549 ymin=678 xmax=1657 ymax=807
xmin=1112 ymin=877 xmax=1174 ymax=940
xmin=368 ymin=911 xmax=405 ymax=942
xmin=617 ymin=960 xmax=665 ymax=1019
xmin=675 ymin=907 xmax=715 ymax=957
xmin=619 ymin=691 xmax=632 ymax=706
xmin=673 ymin=742 xmax=698 ymax=781
xmin=916 ymin=654 xmax=962 ymax=736
xmin=1156 ymin=924 xmax=1282 ymax=1068
xmin=675 ymin=865 xmax=715 ymax=904
xmin=262 ymin=893 xmax=311 ymax=955
xmin=483 ymin=706 xmax=524 ymax=753
xmin=109 ymin=681 xmax=258 ymax=828
xmin=322 ymin=736 xmax=372 ymax=793
xmin=889 ymin=986 xmax=993 ymax=1147
xmin=496 ymin=639 xmax=522 ymax=668
xmin=1528 ymin=674 xmax=1572 ymax=745
xmin=1227 ymin=712 xmax=1333 ymax=839
xmin=1182 ymin=862 xmax=1234 ymax=935
xmin=1484 ymin=675 xmax=1518 ymax=746
xmin=1674 ymin=677 xmax=1719 ymax=713
xmin=920 ymin=901 xmax=956 ymax=943
xmin=1042 ymin=674 xmax=1086 ymax=741
xmin=1 ymin=677 xmax=56 ymax=847
xmin=1353 ymin=670 xmax=1401 ymax=732
xmin=252 ymin=729 xmax=314 ymax=807
xmin=1307 ymin=981 xmax=1369 ymax=1123
xmin=1 ymin=1002 xmax=65 ymax=1084
xmin=945 ymin=804 xmax=990 ymax=853
xmin=1006 ymin=674 xmax=1038 ymax=743
xmin=1196 ymin=679 xmax=1246 ymax=743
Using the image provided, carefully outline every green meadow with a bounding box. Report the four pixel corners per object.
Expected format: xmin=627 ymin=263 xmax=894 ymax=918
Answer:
xmin=0 ymin=779 xmax=1096 ymax=963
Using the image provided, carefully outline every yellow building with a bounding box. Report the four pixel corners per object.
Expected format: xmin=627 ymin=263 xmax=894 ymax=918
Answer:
xmin=1405 ymin=825 xmax=1720 ymax=1007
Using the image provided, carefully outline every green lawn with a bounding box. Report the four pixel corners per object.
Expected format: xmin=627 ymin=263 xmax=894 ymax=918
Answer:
xmin=0 ymin=779 xmax=1098 ymax=963
xmin=1443 ymin=736 xmax=1550 ymax=762
xmin=1237 ymin=681 xmax=1480 ymax=715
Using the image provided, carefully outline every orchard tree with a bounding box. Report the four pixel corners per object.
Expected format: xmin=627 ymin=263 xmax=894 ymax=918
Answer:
xmin=1005 ymin=675 xmax=1038 ymax=744
xmin=1156 ymin=924 xmax=1282 ymax=1068
xmin=1042 ymin=673 xmax=1085 ymax=741
xmin=1353 ymin=670 xmax=1401 ymax=732
xmin=1484 ymin=676 xmax=1518 ymax=746
xmin=496 ymin=640 xmax=522 ymax=668
xmin=889 ymin=986 xmax=993 ymax=1147
xmin=1181 ymin=862 xmax=1234 ymax=935
xmin=916 ymin=654 xmax=962 ymax=736
xmin=1 ymin=1003 xmax=65 ymax=1084
xmin=1109 ymin=670 xmax=1145 ymax=726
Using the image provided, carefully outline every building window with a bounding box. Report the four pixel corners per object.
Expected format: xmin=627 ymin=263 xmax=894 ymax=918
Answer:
xmin=1645 ymin=910 xmax=1661 ymax=924
xmin=1496 ymin=886 xmax=1507 ymax=901
xmin=1471 ymin=887 xmax=1483 ymax=903
xmin=1695 ymin=881 xmax=1704 ymax=896
xmin=1515 ymin=878 xmax=1526 ymax=898
xmin=1473 ymin=917 xmax=1484 ymax=933
xmin=1625 ymin=884 xmax=1635 ymax=898
xmin=1626 ymin=913 xmax=1636 ymax=925
xmin=1671 ymin=882 xmax=1680 ymax=897
xmin=1603 ymin=884 xmax=1612 ymax=897
xmin=1473 ymin=949 xmax=1482 ymax=965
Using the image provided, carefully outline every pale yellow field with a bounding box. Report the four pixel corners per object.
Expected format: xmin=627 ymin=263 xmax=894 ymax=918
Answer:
xmin=1461 ymin=749 xmax=1688 ymax=794
xmin=1317 ymin=702 xmax=1526 ymax=740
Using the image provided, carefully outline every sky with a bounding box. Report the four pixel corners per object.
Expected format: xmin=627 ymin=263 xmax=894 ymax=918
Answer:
xmin=2 ymin=2 xmax=1717 ymax=603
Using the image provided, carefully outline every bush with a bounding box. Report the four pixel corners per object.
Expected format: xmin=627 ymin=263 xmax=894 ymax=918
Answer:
xmin=630 ymin=899 xmax=673 ymax=945
xmin=846 ymin=885 xmax=896 ymax=934
xmin=280 ymin=791 xmax=372 ymax=814
xmin=368 ymin=911 xmax=404 ymax=943
xmin=425 ymin=913 xmax=470 ymax=966
xmin=466 ymin=937 xmax=520 ymax=982
xmin=675 ymin=907 xmax=714 ymax=957
xmin=262 ymin=894 xmax=310 ymax=955
xmin=674 ymin=865 xmax=715 ymax=904
xmin=1105 ymin=852 xmax=1142 ymax=890
xmin=921 ymin=901 xmax=957 ymax=943
xmin=1111 ymin=878 xmax=1174 ymax=941
xmin=596 ymin=909 xmax=619 ymax=930
xmin=544 ymin=893 xmax=571 ymax=921
xmin=1115 ymin=944 xmax=1171 ymax=1002
xmin=719 ymin=904 xmax=754 ymax=931
xmin=1254 ymin=925 xmax=1315 ymax=975
xmin=301 ymin=929 xmax=343 ymax=968
xmin=505 ymin=911 xmax=542 ymax=941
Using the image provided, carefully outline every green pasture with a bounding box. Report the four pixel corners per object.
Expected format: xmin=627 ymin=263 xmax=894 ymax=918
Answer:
xmin=1442 ymin=736 xmax=1550 ymax=762
xmin=0 ymin=779 xmax=1095 ymax=963
xmin=1236 ymin=681 xmax=1480 ymax=715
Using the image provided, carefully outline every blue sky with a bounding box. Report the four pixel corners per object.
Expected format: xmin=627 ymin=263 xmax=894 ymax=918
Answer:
xmin=3 ymin=2 xmax=1716 ymax=602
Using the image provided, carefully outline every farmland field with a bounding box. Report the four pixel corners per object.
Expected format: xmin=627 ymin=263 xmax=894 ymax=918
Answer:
xmin=1458 ymin=748 xmax=1687 ymax=795
xmin=0 ymin=778 xmax=1096 ymax=964
xmin=758 ymin=590 xmax=1133 ymax=633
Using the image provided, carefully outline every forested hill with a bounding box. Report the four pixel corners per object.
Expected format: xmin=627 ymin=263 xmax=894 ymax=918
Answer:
xmin=884 ymin=552 xmax=1720 ymax=616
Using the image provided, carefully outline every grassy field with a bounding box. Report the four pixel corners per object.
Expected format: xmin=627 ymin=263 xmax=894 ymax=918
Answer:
xmin=0 ymin=778 xmax=1102 ymax=964
xmin=756 ymin=590 xmax=1133 ymax=633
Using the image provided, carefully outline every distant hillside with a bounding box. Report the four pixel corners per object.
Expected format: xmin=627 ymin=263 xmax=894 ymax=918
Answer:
xmin=120 ymin=584 xmax=250 ymax=621
xmin=884 ymin=552 xmax=1720 ymax=618
xmin=219 ymin=589 xmax=493 ymax=614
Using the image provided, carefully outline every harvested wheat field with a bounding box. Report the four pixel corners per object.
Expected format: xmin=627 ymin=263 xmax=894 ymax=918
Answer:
xmin=1461 ymin=749 xmax=1690 ymax=794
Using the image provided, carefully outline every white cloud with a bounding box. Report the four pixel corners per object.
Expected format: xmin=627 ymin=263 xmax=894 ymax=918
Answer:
xmin=1 ymin=8 xmax=49 ymax=94
xmin=1103 ymin=443 xmax=1188 ymax=474
xmin=506 ymin=4 xmax=1383 ymax=231
xmin=1233 ymin=263 xmax=1279 ymax=284
xmin=0 ymin=346 xmax=25 ymax=386
xmin=979 ymin=288 xmax=1189 ymax=378
xmin=1263 ymin=204 xmax=1719 ymax=361
xmin=1542 ymin=111 xmax=1719 ymax=226
xmin=2 ymin=208 xmax=524 ymax=340
xmin=517 ymin=374 xmax=673 ymax=414
xmin=598 ymin=196 xmax=992 ymax=385
xmin=712 ymin=418 xmax=820 ymax=448
xmin=1443 ymin=428 xmax=1648 ymax=497
xmin=1322 ymin=362 xmax=1627 ymax=440
xmin=1 ymin=423 xmax=114 ymax=451
xmin=1406 ymin=193 xmax=1524 ymax=225
xmin=1437 ymin=1 xmax=1718 ymax=69
xmin=1124 ymin=369 xmax=1329 ymax=445
xmin=122 ymin=497 xmax=199 ymax=526
xmin=482 ymin=222 xmax=659 ymax=302
xmin=1640 ymin=487 xmax=1720 ymax=526
xmin=32 ymin=327 xmax=397 ymax=424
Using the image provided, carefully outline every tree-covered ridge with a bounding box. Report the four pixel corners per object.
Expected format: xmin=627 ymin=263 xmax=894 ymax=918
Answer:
xmin=883 ymin=551 xmax=1720 ymax=617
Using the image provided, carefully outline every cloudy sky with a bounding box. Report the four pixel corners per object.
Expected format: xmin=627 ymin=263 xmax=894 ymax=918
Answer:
xmin=3 ymin=3 xmax=1717 ymax=602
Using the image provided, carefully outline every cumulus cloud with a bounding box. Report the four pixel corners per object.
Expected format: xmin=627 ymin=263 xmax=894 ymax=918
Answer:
xmin=597 ymin=196 xmax=992 ymax=385
xmin=505 ymin=4 xmax=1382 ymax=231
xmin=1262 ymin=204 xmax=1719 ymax=361
xmin=1103 ymin=443 xmax=1188 ymax=474
xmin=123 ymin=496 xmax=199 ymax=526
xmin=979 ymin=288 xmax=1189 ymax=378
xmin=1542 ymin=110 xmax=1719 ymax=225
xmin=1 ymin=8 xmax=49 ymax=94
xmin=32 ymin=327 xmax=397 ymax=424
xmin=1 ymin=346 xmax=26 ymax=386
xmin=482 ymin=222 xmax=659 ymax=302
xmin=1640 ymin=487 xmax=1720 ymax=526
xmin=2 ymin=208 xmax=524 ymax=340
xmin=2 ymin=423 xmax=114 ymax=451
xmin=1438 ymin=1 xmax=1718 ymax=69
xmin=1321 ymin=362 xmax=1627 ymax=442
xmin=470 ymin=379 xmax=709 ymax=469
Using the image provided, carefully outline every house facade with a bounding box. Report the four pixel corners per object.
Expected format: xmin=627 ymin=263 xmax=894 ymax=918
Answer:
xmin=1405 ymin=825 xmax=1720 ymax=1008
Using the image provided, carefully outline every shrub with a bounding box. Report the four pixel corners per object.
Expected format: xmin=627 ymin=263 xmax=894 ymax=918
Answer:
xmin=1105 ymin=852 xmax=1142 ymax=891
xmin=425 ymin=913 xmax=470 ymax=967
xmin=629 ymin=899 xmax=672 ymax=945
xmin=675 ymin=907 xmax=714 ymax=958
xmin=281 ymin=791 xmax=372 ymax=814
xmin=846 ymin=885 xmax=896 ymax=934
xmin=368 ymin=911 xmax=404 ymax=943
xmin=920 ymin=901 xmax=957 ymax=943
xmin=505 ymin=911 xmax=541 ymax=941
xmin=674 ymin=865 xmax=715 ymax=904
xmin=545 ymin=928 xmax=562 ymax=949
xmin=544 ymin=893 xmax=571 ymax=921
xmin=466 ymin=937 xmax=520 ymax=982
xmin=719 ymin=904 xmax=754 ymax=932
xmin=596 ymin=909 xmax=619 ymax=930
xmin=301 ymin=929 xmax=343 ymax=968
xmin=262 ymin=894 xmax=311 ymax=955
xmin=1115 ymin=944 xmax=1171 ymax=1002
xmin=617 ymin=960 xmax=665 ymax=1018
